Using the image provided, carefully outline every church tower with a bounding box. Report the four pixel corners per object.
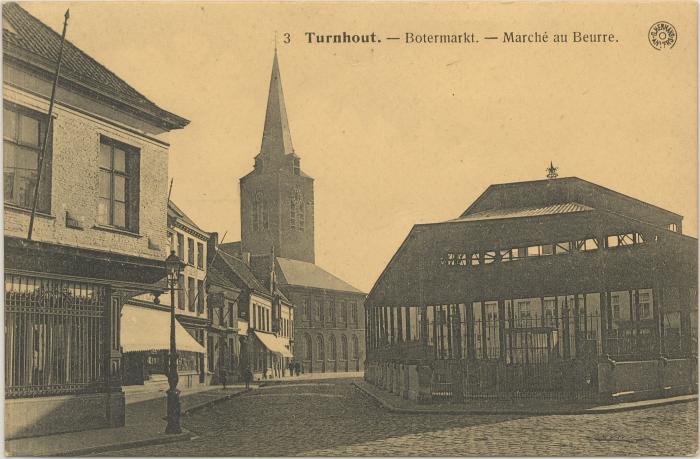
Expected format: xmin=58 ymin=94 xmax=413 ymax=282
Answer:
xmin=240 ymin=50 xmax=315 ymax=263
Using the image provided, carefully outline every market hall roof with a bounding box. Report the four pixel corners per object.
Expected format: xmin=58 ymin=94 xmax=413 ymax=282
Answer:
xmin=365 ymin=177 xmax=696 ymax=308
xmin=2 ymin=2 xmax=189 ymax=130
xmin=448 ymin=202 xmax=593 ymax=223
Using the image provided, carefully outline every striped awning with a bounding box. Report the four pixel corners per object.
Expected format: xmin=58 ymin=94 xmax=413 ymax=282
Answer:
xmin=121 ymin=305 xmax=206 ymax=353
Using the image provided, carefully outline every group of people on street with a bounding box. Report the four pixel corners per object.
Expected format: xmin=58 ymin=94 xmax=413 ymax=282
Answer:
xmin=219 ymin=361 xmax=304 ymax=389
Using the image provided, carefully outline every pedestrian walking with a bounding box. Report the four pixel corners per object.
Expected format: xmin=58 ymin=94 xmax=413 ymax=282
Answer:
xmin=220 ymin=368 xmax=228 ymax=390
xmin=243 ymin=366 xmax=253 ymax=389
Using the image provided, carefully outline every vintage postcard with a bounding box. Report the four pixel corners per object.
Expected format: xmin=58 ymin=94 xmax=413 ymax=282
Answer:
xmin=2 ymin=0 xmax=697 ymax=456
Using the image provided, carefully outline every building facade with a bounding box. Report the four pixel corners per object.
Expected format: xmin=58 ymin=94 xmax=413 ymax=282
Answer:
xmin=365 ymin=177 xmax=697 ymax=403
xmin=3 ymin=3 xmax=189 ymax=438
xmin=224 ymin=50 xmax=366 ymax=374
xmin=210 ymin=243 xmax=294 ymax=380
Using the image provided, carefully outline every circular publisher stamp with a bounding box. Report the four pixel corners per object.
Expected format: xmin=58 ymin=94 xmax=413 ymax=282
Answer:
xmin=648 ymin=21 xmax=677 ymax=50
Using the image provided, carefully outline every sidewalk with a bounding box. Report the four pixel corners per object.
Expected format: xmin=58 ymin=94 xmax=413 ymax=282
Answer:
xmin=5 ymin=384 xmax=251 ymax=457
xmin=353 ymin=380 xmax=698 ymax=416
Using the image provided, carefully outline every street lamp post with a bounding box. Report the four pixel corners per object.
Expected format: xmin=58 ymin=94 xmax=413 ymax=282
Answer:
xmin=165 ymin=250 xmax=184 ymax=434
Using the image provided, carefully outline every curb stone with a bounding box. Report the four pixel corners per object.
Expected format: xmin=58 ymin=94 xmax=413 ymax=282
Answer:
xmin=352 ymin=382 xmax=697 ymax=416
xmin=182 ymin=388 xmax=253 ymax=415
xmin=51 ymin=430 xmax=193 ymax=457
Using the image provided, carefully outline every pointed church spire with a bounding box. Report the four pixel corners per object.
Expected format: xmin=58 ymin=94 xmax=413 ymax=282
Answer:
xmin=260 ymin=49 xmax=294 ymax=157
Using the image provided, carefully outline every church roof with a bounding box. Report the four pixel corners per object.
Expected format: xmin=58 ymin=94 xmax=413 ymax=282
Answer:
xmin=260 ymin=50 xmax=294 ymax=156
xmin=275 ymin=257 xmax=364 ymax=294
xmin=2 ymin=3 xmax=188 ymax=130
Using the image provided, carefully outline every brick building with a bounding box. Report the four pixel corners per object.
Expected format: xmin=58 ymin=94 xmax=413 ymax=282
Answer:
xmin=364 ymin=176 xmax=697 ymax=403
xmin=3 ymin=3 xmax=188 ymax=438
xmin=222 ymin=50 xmax=366 ymax=374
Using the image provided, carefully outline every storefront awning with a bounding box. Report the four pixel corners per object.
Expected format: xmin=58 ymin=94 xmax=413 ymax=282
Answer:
xmin=121 ymin=305 xmax=206 ymax=353
xmin=254 ymin=331 xmax=293 ymax=358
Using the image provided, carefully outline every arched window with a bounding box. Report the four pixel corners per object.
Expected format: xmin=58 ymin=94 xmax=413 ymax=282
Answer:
xmin=316 ymin=335 xmax=324 ymax=360
xmin=340 ymin=335 xmax=348 ymax=360
xmin=304 ymin=334 xmax=312 ymax=360
xmin=329 ymin=335 xmax=336 ymax=360
xmin=290 ymin=188 xmax=304 ymax=231
xmin=253 ymin=191 xmax=268 ymax=232
xmin=303 ymin=298 xmax=310 ymax=320
xmin=352 ymin=335 xmax=359 ymax=359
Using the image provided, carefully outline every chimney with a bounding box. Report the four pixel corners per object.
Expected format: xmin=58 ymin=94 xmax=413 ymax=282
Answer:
xmin=207 ymin=232 xmax=219 ymax=265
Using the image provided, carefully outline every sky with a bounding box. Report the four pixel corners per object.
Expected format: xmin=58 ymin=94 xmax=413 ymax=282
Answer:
xmin=24 ymin=2 xmax=698 ymax=292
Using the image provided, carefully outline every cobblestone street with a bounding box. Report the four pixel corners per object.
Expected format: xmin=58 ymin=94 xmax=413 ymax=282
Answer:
xmin=104 ymin=378 xmax=698 ymax=457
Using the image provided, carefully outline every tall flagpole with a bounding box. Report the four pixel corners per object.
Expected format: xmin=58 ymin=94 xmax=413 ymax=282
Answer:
xmin=27 ymin=9 xmax=70 ymax=241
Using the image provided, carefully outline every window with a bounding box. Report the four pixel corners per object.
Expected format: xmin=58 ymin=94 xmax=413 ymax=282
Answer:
xmin=483 ymin=251 xmax=496 ymax=264
xmin=341 ymin=335 xmax=348 ymax=360
xmin=668 ymin=223 xmax=678 ymax=232
xmin=445 ymin=252 xmax=456 ymax=266
xmin=470 ymin=253 xmax=480 ymax=266
xmin=98 ymin=137 xmax=139 ymax=231
xmin=292 ymin=157 xmax=300 ymax=176
xmin=352 ymin=335 xmax=359 ymax=359
xmin=499 ymin=249 xmax=512 ymax=262
xmin=328 ymin=300 xmax=335 ymax=322
xmin=188 ymin=238 xmax=195 ymax=265
xmin=611 ymin=295 xmax=620 ymax=319
xmin=197 ymin=242 xmax=204 ymax=269
xmin=4 ymin=103 xmax=51 ymax=212
xmin=541 ymin=244 xmax=554 ymax=256
xmin=188 ymin=277 xmax=195 ymax=311
xmin=228 ymin=301 xmax=235 ymax=327
xmin=457 ymin=253 xmax=468 ymax=266
xmin=576 ymin=237 xmax=599 ymax=251
xmin=316 ymin=299 xmax=323 ymax=321
xmin=290 ymin=188 xmax=305 ymax=231
xmin=197 ymin=279 xmax=204 ymax=314
xmin=639 ymin=292 xmax=652 ymax=319
xmin=303 ymin=298 xmax=310 ymax=320
xmin=340 ymin=302 xmax=347 ymax=323
xmin=177 ymin=233 xmax=184 ymax=259
xmin=316 ymin=335 xmax=325 ymax=360
xmin=177 ymin=275 xmax=185 ymax=310
xmin=513 ymin=247 xmax=528 ymax=260
xmin=527 ymin=245 xmax=541 ymax=257
xmin=351 ymin=303 xmax=357 ymax=325
xmin=253 ymin=191 xmax=269 ymax=231
xmin=555 ymin=242 xmax=571 ymax=254
xmin=329 ymin=335 xmax=336 ymax=360
xmin=304 ymin=334 xmax=313 ymax=360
